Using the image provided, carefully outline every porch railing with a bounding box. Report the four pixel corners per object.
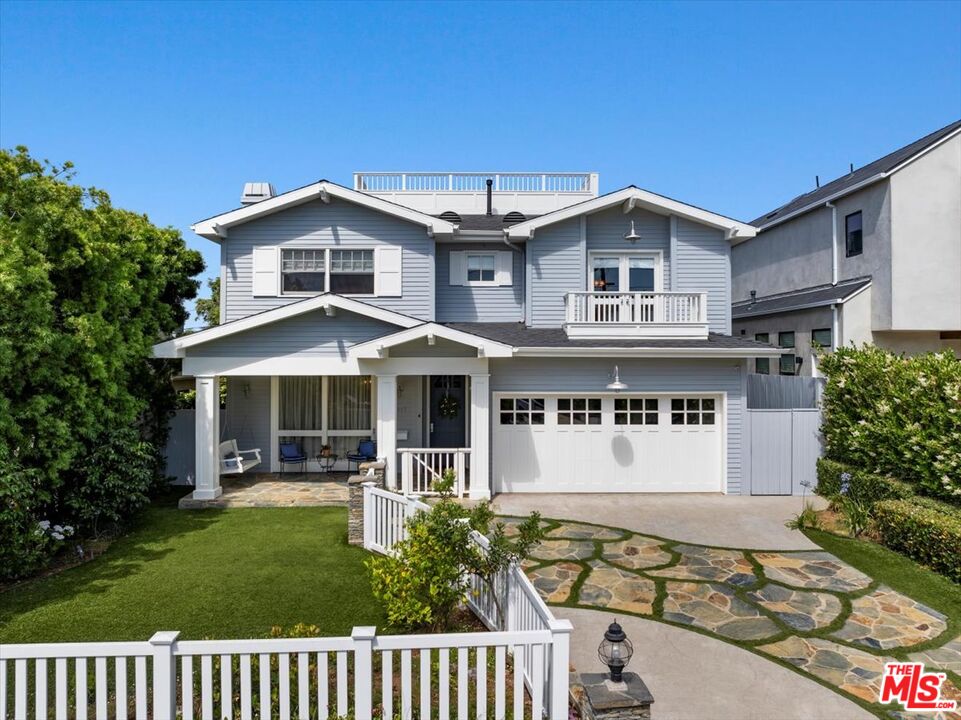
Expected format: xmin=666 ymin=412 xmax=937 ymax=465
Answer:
xmin=399 ymin=448 xmax=471 ymax=497
xmin=564 ymin=291 xmax=708 ymax=338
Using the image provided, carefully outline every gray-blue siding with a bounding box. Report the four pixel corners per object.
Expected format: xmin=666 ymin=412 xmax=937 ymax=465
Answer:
xmin=189 ymin=308 xmax=397 ymax=358
xmin=675 ymin=218 xmax=731 ymax=335
xmin=435 ymin=243 xmax=525 ymax=322
xmin=489 ymin=357 xmax=746 ymax=494
xmin=222 ymin=197 xmax=434 ymax=322
xmin=224 ymin=376 xmax=272 ymax=470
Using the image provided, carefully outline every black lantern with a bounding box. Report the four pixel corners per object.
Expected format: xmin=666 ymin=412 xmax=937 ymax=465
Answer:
xmin=597 ymin=620 xmax=634 ymax=682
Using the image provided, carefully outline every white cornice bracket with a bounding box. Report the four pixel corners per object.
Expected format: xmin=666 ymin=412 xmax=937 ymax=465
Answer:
xmin=318 ymin=187 xmax=330 ymax=204
xmin=623 ymin=196 xmax=638 ymax=214
xmin=212 ymin=223 xmax=228 ymax=238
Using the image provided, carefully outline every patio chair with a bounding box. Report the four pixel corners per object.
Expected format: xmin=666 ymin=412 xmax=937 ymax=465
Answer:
xmin=346 ymin=440 xmax=377 ymax=474
xmin=279 ymin=442 xmax=308 ymax=473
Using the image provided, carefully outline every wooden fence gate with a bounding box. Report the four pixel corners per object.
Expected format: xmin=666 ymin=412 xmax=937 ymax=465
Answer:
xmin=746 ymin=409 xmax=823 ymax=495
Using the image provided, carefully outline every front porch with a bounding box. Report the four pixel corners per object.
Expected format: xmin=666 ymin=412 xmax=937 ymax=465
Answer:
xmin=178 ymin=472 xmax=350 ymax=509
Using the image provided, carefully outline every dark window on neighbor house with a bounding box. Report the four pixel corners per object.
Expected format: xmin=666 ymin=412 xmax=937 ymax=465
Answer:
xmin=845 ymin=211 xmax=863 ymax=257
xmin=779 ymin=331 xmax=797 ymax=375
xmin=755 ymin=333 xmax=770 ymax=374
xmin=812 ymin=328 xmax=833 ymax=348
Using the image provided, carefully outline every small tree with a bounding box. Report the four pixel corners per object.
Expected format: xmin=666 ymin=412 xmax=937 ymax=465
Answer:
xmin=367 ymin=469 xmax=545 ymax=632
xmin=194 ymin=277 xmax=221 ymax=327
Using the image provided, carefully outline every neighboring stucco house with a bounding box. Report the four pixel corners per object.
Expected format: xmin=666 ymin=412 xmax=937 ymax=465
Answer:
xmin=153 ymin=173 xmax=779 ymax=500
xmin=731 ymin=120 xmax=961 ymax=377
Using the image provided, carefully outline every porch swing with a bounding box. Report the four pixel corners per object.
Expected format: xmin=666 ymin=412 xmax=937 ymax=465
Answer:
xmin=217 ymin=402 xmax=261 ymax=475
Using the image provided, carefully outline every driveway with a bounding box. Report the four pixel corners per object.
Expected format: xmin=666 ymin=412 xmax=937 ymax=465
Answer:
xmin=493 ymin=492 xmax=825 ymax=550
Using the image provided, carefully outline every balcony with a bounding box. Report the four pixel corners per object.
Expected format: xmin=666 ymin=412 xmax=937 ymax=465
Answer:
xmin=564 ymin=291 xmax=709 ymax=340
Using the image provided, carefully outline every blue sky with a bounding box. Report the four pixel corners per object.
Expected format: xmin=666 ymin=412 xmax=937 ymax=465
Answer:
xmin=2 ymin=1 xmax=959 ymax=327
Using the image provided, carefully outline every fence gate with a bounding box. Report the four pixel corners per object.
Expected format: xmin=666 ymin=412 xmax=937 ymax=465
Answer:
xmin=747 ymin=409 xmax=822 ymax=495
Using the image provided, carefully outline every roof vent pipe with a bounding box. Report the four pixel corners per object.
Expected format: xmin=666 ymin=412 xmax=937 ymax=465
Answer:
xmin=486 ymin=178 xmax=493 ymax=216
xmin=750 ymin=290 xmax=757 ymax=304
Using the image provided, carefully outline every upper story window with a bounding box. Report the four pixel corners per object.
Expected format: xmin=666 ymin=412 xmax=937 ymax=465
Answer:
xmin=281 ymin=249 xmax=326 ymax=293
xmin=779 ymin=331 xmax=797 ymax=375
xmin=591 ymin=254 xmax=657 ymax=292
xmin=755 ymin=333 xmax=770 ymax=374
xmin=812 ymin=328 xmax=833 ymax=348
xmin=845 ymin=211 xmax=863 ymax=257
xmin=330 ymin=249 xmax=374 ymax=294
xmin=467 ymin=254 xmax=496 ymax=284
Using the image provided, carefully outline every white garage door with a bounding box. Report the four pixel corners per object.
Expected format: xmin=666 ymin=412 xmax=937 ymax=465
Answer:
xmin=492 ymin=394 xmax=723 ymax=493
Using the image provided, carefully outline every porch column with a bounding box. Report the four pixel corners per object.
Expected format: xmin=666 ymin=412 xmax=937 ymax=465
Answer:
xmin=193 ymin=375 xmax=222 ymax=500
xmin=469 ymin=373 xmax=491 ymax=500
xmin=375 ymin=374 xmax=398 ymax=489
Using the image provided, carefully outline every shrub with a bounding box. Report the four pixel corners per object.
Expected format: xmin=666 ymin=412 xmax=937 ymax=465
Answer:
xmin=785 ymin=501 xmax=822 ymax=531
xmin=815 ymin=458 xmax=914 ymax=505
xmin=873 ymin=499 xmax=961 ymax=583
xmin=818 ymin=345 xmax=961 ymax=500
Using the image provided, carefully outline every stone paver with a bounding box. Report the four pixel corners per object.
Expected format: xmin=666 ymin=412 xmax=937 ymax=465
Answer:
xmin=600 ymin=534 xmax=673 ymax=570
xmin=498 ymin=516 xmax=551 ymax=538
xmin=755 ymin=551 xmax=873 ymax=592
xmin=662 ymin=581 xmax=780 ymax=641
xmin=578 ymin=561 xmax=657 ymax=615
xmin=525 ymin=562 xmax=582 ymax=603
xmin=910 ymin=634 xmax=961 ymax=675
xmin=758 ymin=636 xmax=892 ymax=704
xmin=528 ymin=538 xmax=596 ymax=562
xmin=831 ymin=586 xmax=949 ymax=650
xmin=649 ymin=544 xmax=758 ymax=586
xmin=179 ymin=475 xmax=348 ymax=508
xmin=546 ymin=521 xmax=628 ymax=540
xmin=748 ymin=584 xmax=843 ymax=631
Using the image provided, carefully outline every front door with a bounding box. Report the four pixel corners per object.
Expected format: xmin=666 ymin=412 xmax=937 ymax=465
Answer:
xmin=430 ymin=375 xmax=467 ymax=447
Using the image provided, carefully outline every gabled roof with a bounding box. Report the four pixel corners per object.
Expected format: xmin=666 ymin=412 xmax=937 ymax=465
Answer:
xmin=152 ymin=294 xmax=421 ymax=358
xmin=191 ymin=180 xmax=457 ymax=241
xmin=348 ymin=323 xmax=514 ymax=359
xmin=752 ymin=119 xmax=961 ymax=229
xmin=505 ymin=186 xmax=757 ymax=241
xmin=732 ymin=277 xmax=872 ymax=319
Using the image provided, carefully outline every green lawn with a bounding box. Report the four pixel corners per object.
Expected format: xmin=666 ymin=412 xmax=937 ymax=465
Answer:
xmin=0 ymin=505 xmax=386 ymax=643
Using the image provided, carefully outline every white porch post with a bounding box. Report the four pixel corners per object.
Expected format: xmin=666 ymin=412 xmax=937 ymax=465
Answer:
xmin=375 ymin=374 xmax=398 ymax=489
xmin=193 ymin=375 xmax=222 ymax=500
xmin=469 ymin=373 xmax=491 ymax=500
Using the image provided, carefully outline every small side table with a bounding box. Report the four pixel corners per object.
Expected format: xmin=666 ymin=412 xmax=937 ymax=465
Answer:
xmin=316 ymin=453 xmax=339 ymax=473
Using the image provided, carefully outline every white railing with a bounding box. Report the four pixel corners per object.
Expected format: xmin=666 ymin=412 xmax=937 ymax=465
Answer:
xmin=354 ymin=172 xmax=596 ymax=194
xmin=363 ymin=484 xmax=569 ymax=718
xmin=1 ymin=627 xmax=566 ymax=720
xmin=564 ymin=291 xmax=709 ymax=339
xmin=399 ymin=448 xmax=471 ymax=497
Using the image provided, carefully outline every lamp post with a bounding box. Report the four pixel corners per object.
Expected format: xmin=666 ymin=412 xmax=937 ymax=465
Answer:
xmin=597 ymin=620 xmax=634 ymax=683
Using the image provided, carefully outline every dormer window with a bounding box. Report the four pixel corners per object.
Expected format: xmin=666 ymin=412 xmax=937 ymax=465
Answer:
xmin=467 ymin=253 xmax=496 ymax=283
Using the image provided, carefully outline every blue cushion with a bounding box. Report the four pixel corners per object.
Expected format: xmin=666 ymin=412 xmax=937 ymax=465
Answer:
xmin=357 ymin=440 xmax=376 ymax=458
xmin=279 ymin=443 xmax=306 ymax=461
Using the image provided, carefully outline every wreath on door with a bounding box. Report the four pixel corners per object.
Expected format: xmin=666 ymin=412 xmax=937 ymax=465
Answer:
xmin=438 ymin=377 xmax=460 ymax=419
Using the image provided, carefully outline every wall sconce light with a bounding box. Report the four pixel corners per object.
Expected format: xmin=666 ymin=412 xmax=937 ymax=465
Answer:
xmin=606 ymin=366 xmax=628 ymax=392
xmin=624 ymin=220 xmax=641 ymax=243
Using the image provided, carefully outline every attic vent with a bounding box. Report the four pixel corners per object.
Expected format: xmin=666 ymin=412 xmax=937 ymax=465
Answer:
xmin=503 ymin=211 xmax=526 ymax=226
xmin=241 ymin=182 xmax=276 ymax=205
xmin=439 ymin=211 xmax=462 ymax=223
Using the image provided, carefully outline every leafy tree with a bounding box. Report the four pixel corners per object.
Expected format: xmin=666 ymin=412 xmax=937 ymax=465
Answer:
xmin=0 ymin=147 xmax=204 ymax=578
xmin=194 ymin=276 xmax=220 ymax=327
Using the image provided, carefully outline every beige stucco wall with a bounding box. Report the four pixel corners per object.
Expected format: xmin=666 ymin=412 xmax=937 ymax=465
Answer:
xmin=840 ymin=284 xmax=873 ymax=349
xmin=889 ymin=132 xmax=961 ymax=331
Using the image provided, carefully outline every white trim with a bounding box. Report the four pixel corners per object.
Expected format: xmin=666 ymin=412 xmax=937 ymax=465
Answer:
xmin=586 ymin=250 xmax=664 ymax=293
xmin=152 ymin=294 xmax=420 ymax=358
xmin=191 ymin=181 xmax=456 ymax=241
xmin=506 ymin=187 xmax=757 ymax=241
xmin=349 ymin=323 xmax=514 ymax=359
xmin=183 ymin=355 xmax=490 ymax=378
xmin=270 ymin=376 xmax=280 ymax=472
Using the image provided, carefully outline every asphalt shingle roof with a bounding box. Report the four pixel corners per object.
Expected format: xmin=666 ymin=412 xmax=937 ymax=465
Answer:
xmin=751 ymin=120 xmax=961 ymax=228
xmin=445 ymin=322 xmax=776 ymax=351
xmin=433 ymin=214 xmax=540 ymax=231
xmin=732 ymin=277 xmax=872 ymax=319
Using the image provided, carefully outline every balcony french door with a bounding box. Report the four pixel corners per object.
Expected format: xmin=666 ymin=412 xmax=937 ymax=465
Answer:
xmin=589 ymin=253 xmax=660 ymax=322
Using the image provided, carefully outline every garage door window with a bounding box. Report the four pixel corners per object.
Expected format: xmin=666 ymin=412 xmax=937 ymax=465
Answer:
xmin=499 ymin=397 xmax=545 ymax=425
xmin=558 ymin=398 xmax=602 ymax=425
xmin=614 ymin=398 xmax=659 ymax=425
xmin=671 ymin=398 xmax=716 ymax=426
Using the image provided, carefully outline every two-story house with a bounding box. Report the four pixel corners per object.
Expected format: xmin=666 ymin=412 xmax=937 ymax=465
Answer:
xmin=153 ymin=173 xmax=779 ymax=500
xmin=732 ymin=120 xmax=961 ymax=376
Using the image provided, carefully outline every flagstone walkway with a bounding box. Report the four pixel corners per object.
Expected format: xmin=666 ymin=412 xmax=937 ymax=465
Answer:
xmin=506 ymin=517 xmax=961 ymax=720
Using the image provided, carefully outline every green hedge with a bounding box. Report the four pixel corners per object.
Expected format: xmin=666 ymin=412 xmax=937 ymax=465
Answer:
xmin=873 ymin=499 xmax=961 ymax=583
xmin=815 ymin=458 xmax=915 ymax=504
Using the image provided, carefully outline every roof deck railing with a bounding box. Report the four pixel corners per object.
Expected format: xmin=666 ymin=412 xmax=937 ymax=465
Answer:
xmin=354 ymin=172 xmax=598 ymax=195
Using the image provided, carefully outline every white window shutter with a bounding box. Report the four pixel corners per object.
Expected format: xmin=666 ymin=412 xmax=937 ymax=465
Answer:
xmin=449 ymin=251 xmax=466 ymax=286
xmin=495 ymin=251 xmax=513 ymax=286
xmin=375 ymin=246 xmax=403 ymax=296
xmin=252 ymin=246 xmax=279 ymax=296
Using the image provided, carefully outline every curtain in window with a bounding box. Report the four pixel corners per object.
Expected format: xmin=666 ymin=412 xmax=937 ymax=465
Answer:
xmin=328 ymin=376 xmax=372 ymax=430
xmin=279 ymin=377 xmax=323 ymax=430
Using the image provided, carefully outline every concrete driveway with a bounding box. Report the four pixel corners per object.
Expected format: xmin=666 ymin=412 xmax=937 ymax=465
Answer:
xmin=559 ymin=607 xmax=873 ymax=720
xmin=492 ymin=493 xmax=826 ymax=550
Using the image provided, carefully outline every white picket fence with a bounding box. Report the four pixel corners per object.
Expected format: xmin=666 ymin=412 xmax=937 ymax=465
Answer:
xmin=0 ymin=487 xmax=571 ymax=720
